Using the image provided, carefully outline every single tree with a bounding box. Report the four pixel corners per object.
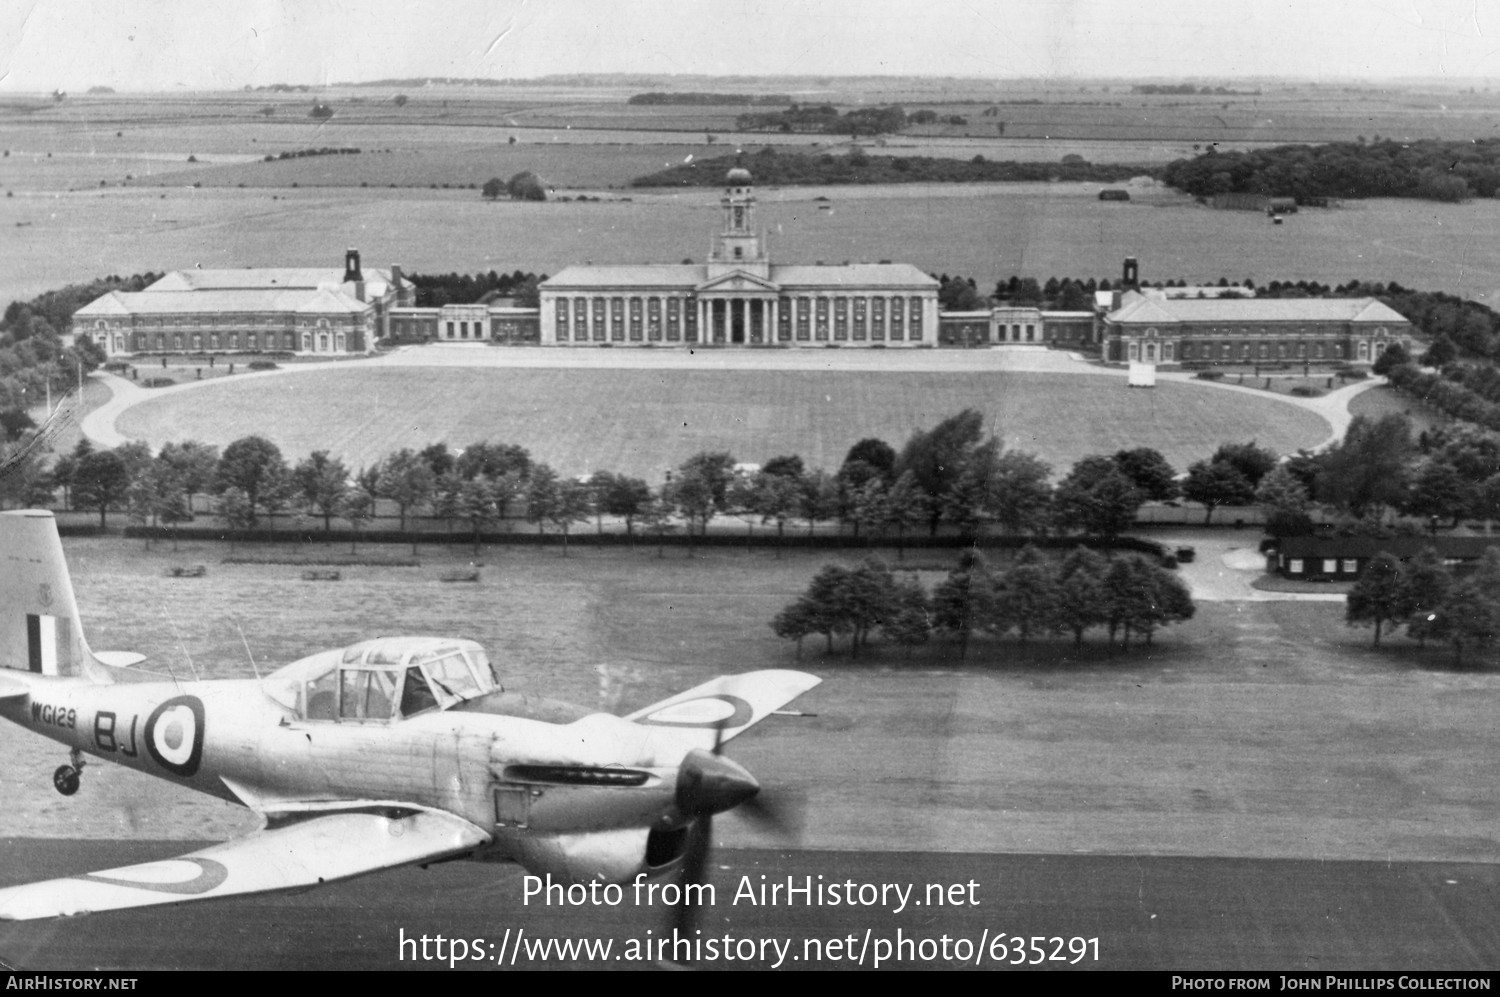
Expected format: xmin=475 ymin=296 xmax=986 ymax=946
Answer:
xmin=1113 ymin=448 xmax=1179 ymax=502
xmin=73 ymin=450 xmax=131 ymax=528
xmin=1346 ymin=552 xmax=1405 ymax=647
xmin=931 ymin=549 xmax=993 ymax=661
xmin=293 ymin=450 xmax=351 ymax=534
xmin=215 ymin=436 xmax=289 ymax=527
xmin=1182 ymin=459 xmax=1256 ymax=525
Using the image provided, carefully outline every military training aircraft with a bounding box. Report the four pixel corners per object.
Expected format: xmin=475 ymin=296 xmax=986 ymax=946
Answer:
xmin=0 ymin=510 xmax=820 ymax=922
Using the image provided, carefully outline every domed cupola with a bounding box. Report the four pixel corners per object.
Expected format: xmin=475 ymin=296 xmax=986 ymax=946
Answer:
xmin=708 ymin=166 xmax=768 ymax=277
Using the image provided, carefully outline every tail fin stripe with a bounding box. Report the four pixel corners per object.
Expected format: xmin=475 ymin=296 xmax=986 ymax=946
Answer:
xmin=26 ymin=614 xmax=57 ymax=676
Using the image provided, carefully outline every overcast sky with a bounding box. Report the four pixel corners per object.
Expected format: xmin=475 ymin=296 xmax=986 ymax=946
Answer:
xmin=0 ymin=0 xmax=1496 ymax=91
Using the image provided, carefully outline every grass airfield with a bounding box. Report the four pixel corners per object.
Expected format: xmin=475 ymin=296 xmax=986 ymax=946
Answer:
xmin=1 ymin=537 xmax=1496 ymax=868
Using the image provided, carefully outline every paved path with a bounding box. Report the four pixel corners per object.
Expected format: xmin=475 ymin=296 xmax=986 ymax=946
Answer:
xmin=1138 ymin=528 xmax=1346 ymax=603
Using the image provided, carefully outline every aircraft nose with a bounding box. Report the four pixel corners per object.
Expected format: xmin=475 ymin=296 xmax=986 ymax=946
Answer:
xmin=676 ymin=748 xmax=760 ymax=817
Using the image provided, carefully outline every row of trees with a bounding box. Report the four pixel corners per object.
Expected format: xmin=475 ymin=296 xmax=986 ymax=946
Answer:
xmin=772 ymin=547 xmax=1194 ymax=660
xmin=406 ymin=269 xmax=543 ymax=309
xmin=1347 ymin=548 xmax=1500 ymax=664
xmin=630 ymin=149 xmax=1147 ymax=189
xmin=8 ymin=408 xmax=1309 ymax=554
xmin=732 ymin=104 xmax=909 ymax=135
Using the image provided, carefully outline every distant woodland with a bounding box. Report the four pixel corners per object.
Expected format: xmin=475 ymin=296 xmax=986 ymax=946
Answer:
xmin=1163 ymin=139 xmax=1500 ymax=203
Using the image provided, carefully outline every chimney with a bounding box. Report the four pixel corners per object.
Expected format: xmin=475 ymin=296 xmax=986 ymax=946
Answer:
xmin=344 ymin=248 xmax=363 ymax=283
xmin=1122 ymin=256 xmax=1138 ymax=288
xmin=390 ymin=263 xmax=404 ymax=284
xmin=355 ymin=280 xmax=366 ymax=302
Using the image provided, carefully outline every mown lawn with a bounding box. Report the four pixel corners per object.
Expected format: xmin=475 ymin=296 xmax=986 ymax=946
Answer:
xmin=114 ymin=365 xmax=1329 ymax=480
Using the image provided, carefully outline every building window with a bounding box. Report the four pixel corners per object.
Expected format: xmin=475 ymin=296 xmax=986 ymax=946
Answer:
xmin=629 ymin=297 xmax=643 ymax=341
xmin=909 ymin=297 xmax=923 ymax=336
xmin=1288 ymin=559 xmax=1304 ymax=575
xmin=447 ymin=321 xmax=456 ymax=339
xmin=666 ymin=298 xmax=680 ymax=342
xmin=647 ymin=297 xmax=662 ymax=341
xmin=834 ymin=297 xmax=848 ymax=340
xmin=574 ymin=298 xmax=587 ymax=336
xmin=554 ymin=301 xmax=568 ymax=341
xmin=852 ymin=298 xmax=867 ymax=340
xmin=1341 ymin=559 xmax=1359 ymax=574
xmin=611 ymin=298 xmax=625 ymax=341
xmin=890 ymin=297 xmax=904 ymax=340
xmin=796 ymin=298 xmax=810 ymax=341
xmin=815 ymin=298 xmax=829 ymax=341
xmin=592 ymin=298 xmax=606 ymax=340
xmin=1322 ymin=559 xmax=1338 ymax=575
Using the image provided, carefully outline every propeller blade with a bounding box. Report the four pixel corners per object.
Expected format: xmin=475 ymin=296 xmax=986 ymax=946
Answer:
xmin=735 ymin=790 xmax=805 ymax=839
xmin=671 ymin=814 xmax=712 ymax=938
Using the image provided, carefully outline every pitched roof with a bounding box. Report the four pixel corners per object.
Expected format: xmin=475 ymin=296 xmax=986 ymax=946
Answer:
xmin=147 ymin=268 xmax=396 ymax=292
xmin=1107 ymin=296 xmax=1409 ymax=325
xmin=544 ymin=264 xmax=707 ymax=289
xmin=772 ymin=263 xmax=938 ymax=289
xmin=542 ymin=262 xmax=938 ymax=293
xmin=1277 ymin=536 xmax=1500 ymax=559
xmin=72 ymin=292 xmax=133 ymax=317
xmin=85 ymin=288 xmax=371 ymax=316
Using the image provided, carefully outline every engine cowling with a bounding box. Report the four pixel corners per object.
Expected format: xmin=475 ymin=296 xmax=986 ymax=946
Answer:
xmin=509 ymin=825 xmax=692 ymax=885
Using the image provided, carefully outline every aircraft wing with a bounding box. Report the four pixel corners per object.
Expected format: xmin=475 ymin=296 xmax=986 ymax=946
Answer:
xmin=626 ymin=669 xmax=820 ymax=750
xmin=0 ymin=808 xmax=488 ymax=921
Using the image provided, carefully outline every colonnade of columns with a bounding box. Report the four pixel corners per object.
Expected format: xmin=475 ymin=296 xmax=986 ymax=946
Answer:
xmin=550 ymin=292 xmax=929 ymax=345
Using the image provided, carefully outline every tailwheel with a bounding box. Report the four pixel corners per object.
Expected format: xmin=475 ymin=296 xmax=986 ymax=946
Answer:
xmin=52 ymin=765 xmax=80 ymax=796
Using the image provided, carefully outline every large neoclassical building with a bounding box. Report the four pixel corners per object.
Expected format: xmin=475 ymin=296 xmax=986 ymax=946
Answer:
xmin=537 ymin=168 xmax=940 ymax=347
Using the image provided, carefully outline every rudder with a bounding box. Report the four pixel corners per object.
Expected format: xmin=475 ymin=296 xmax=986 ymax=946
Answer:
xmin=0 ymin=511 xmax=105 ymax=680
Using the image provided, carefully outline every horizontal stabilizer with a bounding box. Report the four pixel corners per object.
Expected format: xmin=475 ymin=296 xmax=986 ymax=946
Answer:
xmin=0 ymin=808 xmax=489 ymax=920
xmin=0 ymin=673 xmax=29 ymax=700
xmin=626 ymin=669 xmax=820 ymax=751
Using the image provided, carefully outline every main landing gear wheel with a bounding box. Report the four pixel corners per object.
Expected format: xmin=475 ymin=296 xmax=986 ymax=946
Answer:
xmin=52 ymin=748 xmax=85 ymax=796
xmin=53 ymin=766 xmax=80 ymax=796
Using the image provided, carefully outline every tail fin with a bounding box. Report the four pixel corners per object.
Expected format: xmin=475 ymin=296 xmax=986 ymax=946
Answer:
xmin=0 ymin=510 xmax=111 ymax=682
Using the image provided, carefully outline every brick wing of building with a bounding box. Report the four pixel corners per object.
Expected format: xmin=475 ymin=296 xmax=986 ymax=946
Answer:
xmin=1102 ymin=291 xmax=1415 ymax=366
xmin=72 ymin=250 xmax=413 ymax=357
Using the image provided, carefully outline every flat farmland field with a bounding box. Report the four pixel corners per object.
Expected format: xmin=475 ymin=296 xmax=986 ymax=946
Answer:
xmin=112 ymin=365 xmax=1328 ymax=480
xmin=6 ymin=178 xmax=1500 ymax=314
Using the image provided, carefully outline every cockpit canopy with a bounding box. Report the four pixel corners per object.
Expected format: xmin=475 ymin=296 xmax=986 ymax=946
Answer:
xmin=276 ymin=637 xmax=500 ymax=723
